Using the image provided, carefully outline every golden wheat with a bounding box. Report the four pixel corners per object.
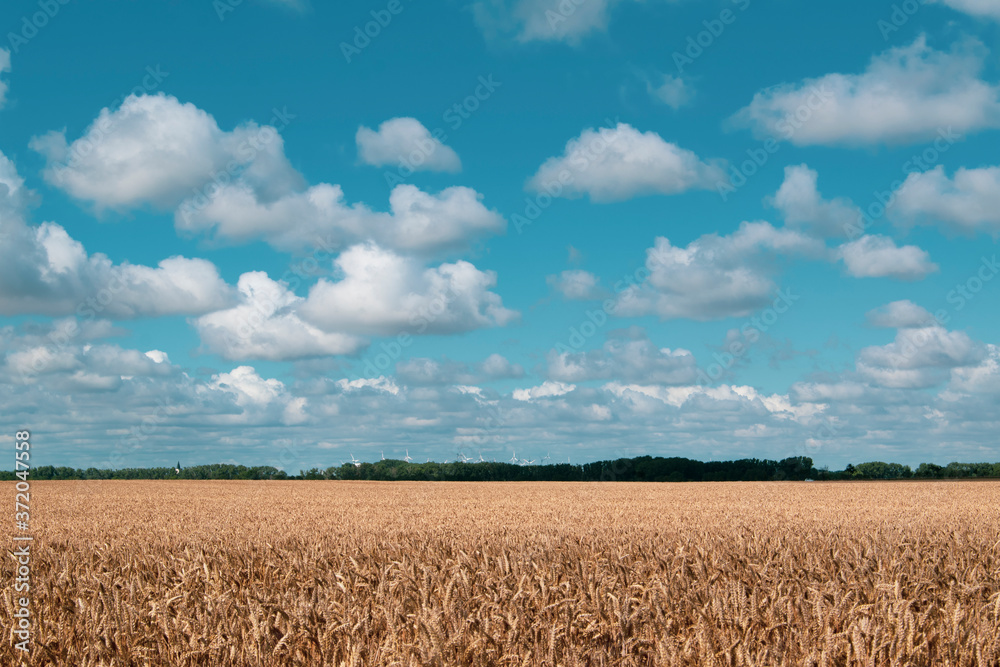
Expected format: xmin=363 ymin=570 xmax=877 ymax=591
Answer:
xmin=2 ymin=480 xmax=999 ymax=665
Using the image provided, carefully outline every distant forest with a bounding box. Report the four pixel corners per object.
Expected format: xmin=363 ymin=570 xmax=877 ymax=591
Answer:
xmin=4 ymin=456 xmax=1000 ymax=482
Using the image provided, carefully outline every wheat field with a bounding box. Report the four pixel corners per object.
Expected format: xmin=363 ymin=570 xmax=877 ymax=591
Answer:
xmin=2 ymin=480 xmax=999 ymax=666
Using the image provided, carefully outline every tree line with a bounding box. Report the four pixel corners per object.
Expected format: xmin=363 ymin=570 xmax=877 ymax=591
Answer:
xmin=4 ymin=457 xmax=1000 ymax=482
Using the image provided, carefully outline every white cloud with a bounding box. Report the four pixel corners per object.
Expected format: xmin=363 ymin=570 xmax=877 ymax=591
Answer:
xmin=396 ymin=354 xmax=524 ymax=386
xmin=547 ymin=335 xmax=697 ymax=384
xmin=768 ymin=164 xmax=861 ymax=238
xmin=79 ymin=345 xmax=176 ymax=378
xmin=527 ymin=123 xmax=726 ymax=202
xmin=891 ymin=165 xmax=1000 ymax=235
xmin=211 ymin=366 xmax=309 ymax=425
xmin=34 ymin=95 xmax=503 ymax=257
xmin=730 ymin=37 xmax=1000 ymax=146
xmin=214 ymin=366 xmax=276 ymax=405
xmin=931 ymin=0 xmax=1000 ymax=20
xmin=3 ymin=325 xmax=177 ymax=390
xmin=547 ymin=270 xmax=605 ymax=300
xmin=866 ymin=300 xmax=938 ymax=329
xmin=300 ymin=243 xmax=517 ymax=336
xmin=481 ymin=353 xmax=521 ymax=378
xmin=0 ymin=49 xmax=10 ymax=110
xmin=950 ymin=345 xmax=1000 ymax=392
xmin=6 ymin=346 xmax=81 ymax=377
xmin=614 ymin=222 xmax=823 ymax=320
xmin=836 ymin=235 xmax=938 ymax=280
xmin=177 ymin=182 xmax=505 ymax=256
xmin=857 ymin=326 xmax=984 ymax=388
xmin=604 ymin=383 xmax=822 ymax=422
xmin=472 ymin=0 xmax=619 ymax=44
xmin=145 ymin=350 xmax=170 ymax=364
xmin=513 ymin=380 xmax=576 ymax=401
xmin=194 ymin=272 xmax=365 ymax=362
xmin=647 ymin=73 xmax=692 ymax=109
xmin=379 ymin=185 xmax=504 ymax=254
xmin=790 ymin=381 xmax=868 ymax=404
xmin=336 ymin=376 xmax=400 ymax=395
xmin=5 ymin=311 xmax=1000 ymax=468
xmin=31 ymin=93 xmax=302 ymax=210
xmin=0 ymin=150 xmax=233 ymax=319
xmin=356 ymin=117 xmax=461 ymax=172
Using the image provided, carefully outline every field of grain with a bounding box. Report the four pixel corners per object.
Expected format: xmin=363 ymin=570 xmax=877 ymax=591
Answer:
xmin=2 ymin=480 xmax=999 ymax=666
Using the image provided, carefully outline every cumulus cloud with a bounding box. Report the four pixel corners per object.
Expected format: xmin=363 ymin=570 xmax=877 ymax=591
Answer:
xmin=836 ymin=235 xmax=938 ymax=280
xmin=857 ymin=326 xmax=984 ymax=388
xmin=0 ymin=151 xmax=233 ymax=318
xmin=730 ymin=37 xmax=1000 ymax=146
xmin=866 ymin=300 xmax=938 ymax=329
xmin=789 ymin=381 xmax=868 ymax=404
xmin=614 ymin=222 xmax=823 ymax=320
xmin=395 ymin=354 xmax=524 ymax=386
xmin=547 ymin=334 xmax=697 ymax=385
xmin=356 ymin=117 xmax=461 ymax=172
xmin=300 ymin=243 xmax=517 ymax=336
xmin=547 ymin=270 xmax=606 ymax=300
xmin=32 ymin=94 xmax=504 ymax=256
xmin=527 ymin=123 xmax=726 ymax=202
xmin=6 ymin=346 xmax=81 ymax=377
xmin=2 ymin=320 xmax=176 ymax=390
xmin=950 ymin=344 xmax=1000 ymax=393
xmin=891 ymin=165 xmax=1000 ymax=235
xmin=335 ymin=376 xmax=400 ymax=395
xmin=647 ymin=73 xmax=692 ymax=109
xmin=768 ymin=164 xmax=862 ymax=238
xmin=194 ymin=272 xmax=365 ymax=362
xmin=5 ymin=310 xmax=1000 ymax=468
xmin=30 ymin=93 xmax=302 ymax=211
xmin=472 ymin=0 xmax=619 ymax=44
xmin=177 ymin=181 xmax=505 ymax=255
xmin=604 ymin=383 xmax=822 ymax=423
xmin=512 ymin=380 xmax=576 ymax=401
xmin=211 ymin=366 xmax=309 ymax=425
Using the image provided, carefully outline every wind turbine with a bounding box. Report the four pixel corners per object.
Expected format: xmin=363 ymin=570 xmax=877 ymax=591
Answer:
xmin=525 ymin=459 xmax=537 ymax=465
xmin=380 ymin=451 xmax=386 ymax=461
xmin=478 ymin=451 xmax=485 ymax=463
xmin=349 ymin=453 xmax=361 ymax=468
xmin=509 ymin=450 xmax=518 ymax=464
xmin=458 ymin=452 xmax=472 ymax=463
xmin=403 ymin=450 xmax=413 ymax=462
xmin=542 ymin=452 xmax=551 ymax=464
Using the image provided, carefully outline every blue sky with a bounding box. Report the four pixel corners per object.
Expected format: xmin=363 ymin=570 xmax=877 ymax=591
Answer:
xmin=1 ymin=0 xmax=999 ymax=471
